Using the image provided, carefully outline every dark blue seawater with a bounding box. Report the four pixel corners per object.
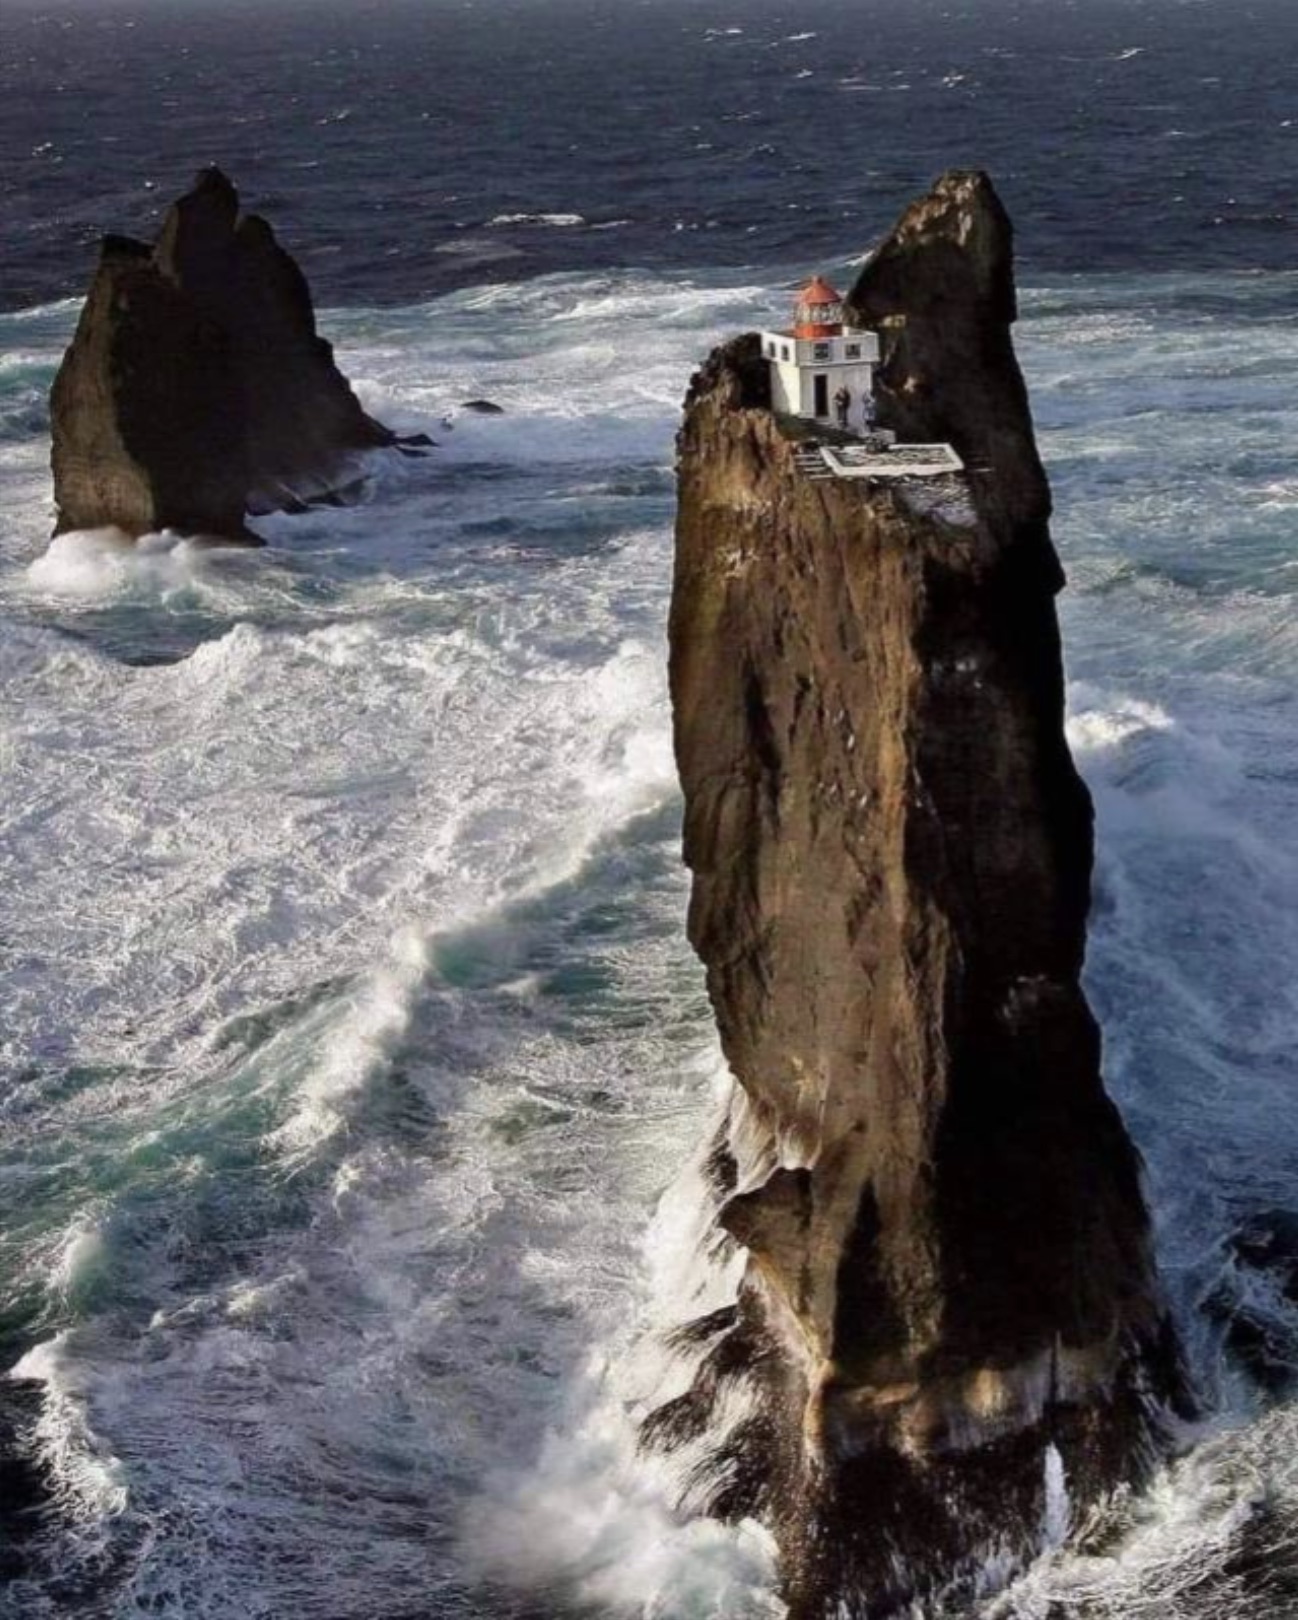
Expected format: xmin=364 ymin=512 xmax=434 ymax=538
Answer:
xmin=4 ymin=3 xmax=1298 ymax=1618
xmin=4 ymin=0 xmax=1298 ymax=311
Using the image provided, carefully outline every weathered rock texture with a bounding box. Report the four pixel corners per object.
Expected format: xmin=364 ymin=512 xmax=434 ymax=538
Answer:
xmin=656 ymin=172 xmax=1185 ymax=1615
xmin=50 ymin=167 xmax=400 ymax=542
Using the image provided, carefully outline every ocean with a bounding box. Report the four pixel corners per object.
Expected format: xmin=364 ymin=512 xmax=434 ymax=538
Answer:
xmin=3 ymin=0 xmax=1298 ymax=1615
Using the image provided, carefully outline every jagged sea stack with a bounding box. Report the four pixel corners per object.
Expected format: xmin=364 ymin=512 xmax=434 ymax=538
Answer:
xmin=50 ymin=167 xmax=401 ymax=542
xmin=658 ymin=172 xmax=1184 ymax=1615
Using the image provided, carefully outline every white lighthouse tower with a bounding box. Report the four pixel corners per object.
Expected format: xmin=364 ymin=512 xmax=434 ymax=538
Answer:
xmin=760 ymin=275 xmax=880 ymax=428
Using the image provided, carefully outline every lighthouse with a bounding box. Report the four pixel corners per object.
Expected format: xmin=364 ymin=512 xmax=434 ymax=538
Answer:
xmin=761 ymin=276 xmax=880 ymax=428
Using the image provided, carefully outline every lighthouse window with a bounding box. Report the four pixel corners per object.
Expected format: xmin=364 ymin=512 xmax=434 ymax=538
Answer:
xmin=780 ymin=343 xmax=791 ymax=361
xmin=845 ymin=342 xmax=862 ymax=358
xmin=766 ymin=340 xmax=776 ymax=357
xmin=813 ymin=342 xmax=831 ymax=361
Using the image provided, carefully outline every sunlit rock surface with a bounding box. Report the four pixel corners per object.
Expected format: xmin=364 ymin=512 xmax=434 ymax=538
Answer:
xmin=656 ymin=171 xmax=1186 ymax=1617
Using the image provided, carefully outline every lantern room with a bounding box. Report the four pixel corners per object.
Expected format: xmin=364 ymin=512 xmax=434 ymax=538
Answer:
xmin=793 ymin=276 xmax=845 ymax=338
xmin=761 ymin=274 xmax=880 ymax=429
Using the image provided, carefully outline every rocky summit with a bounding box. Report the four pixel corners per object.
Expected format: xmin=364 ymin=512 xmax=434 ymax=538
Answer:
xmin=655 ymin=172 xmax=1187 ymax=1617
xmin=49 ymin=166 xmax=406 ymax=543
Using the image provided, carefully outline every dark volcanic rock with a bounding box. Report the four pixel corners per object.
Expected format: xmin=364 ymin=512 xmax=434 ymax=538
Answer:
xmin=659 ymin=171 xmax=1185 ymax=1616
xmin=50 ymin=167 xmax=399 ymax=542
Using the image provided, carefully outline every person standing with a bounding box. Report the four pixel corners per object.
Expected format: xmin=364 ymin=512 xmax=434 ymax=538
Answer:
xmin=834 ymin=384 xmax=851 ymax=431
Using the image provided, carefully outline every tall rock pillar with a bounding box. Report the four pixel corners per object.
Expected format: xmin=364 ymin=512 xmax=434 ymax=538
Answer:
xmin=658 ymin=172 xmax=1183 ymax=1617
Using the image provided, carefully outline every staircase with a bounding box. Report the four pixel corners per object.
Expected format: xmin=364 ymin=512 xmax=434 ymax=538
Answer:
xmin=793 ymin=445 xmax=834 ymax=482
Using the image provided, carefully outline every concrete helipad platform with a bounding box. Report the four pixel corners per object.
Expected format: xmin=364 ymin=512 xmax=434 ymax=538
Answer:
xmin=821 ymin=443 xmax=965 ymax=479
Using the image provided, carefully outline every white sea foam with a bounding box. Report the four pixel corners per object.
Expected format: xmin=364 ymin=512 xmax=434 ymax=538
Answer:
xmin=49 ymin=1215 xmax=108 ymax=1307
xmin=1254 ymin=477 xmax=1298 ymax=509
xmin=10 ymin=1335 xmax=130 ymax=1522
xmin=1041 ymin=1444 xmax=1071 ymax=1551
xmin=23 ymin=526 xmax=236 ymax=599
xmin=463 ymin=1062 xmax=776 ymax=1616
xmin=0 ymin=267 xmax=745 ymax=1612
xmin=5 ymin=264 xmax=1298 ymax=1619
xmin=1067 ymin=691 xmax=1175 ymax=756
xmin=488 ymin=211 xmax=587 ymax=228
xmin=9 ymin=298 xmax=80 ymax=324
xmin=432 ymin=236 xmax=526 ymax=263
xmin=466 ymin=1387 xmax=782 ymax=1619
xmin=269 ymin=926 xmax=431 ymax=1158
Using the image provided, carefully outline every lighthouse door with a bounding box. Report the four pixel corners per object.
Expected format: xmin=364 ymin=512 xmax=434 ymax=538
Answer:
xmin=813 ymin=374 xmax=829 ymax=418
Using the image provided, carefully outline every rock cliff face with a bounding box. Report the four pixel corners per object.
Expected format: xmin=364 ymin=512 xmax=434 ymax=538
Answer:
xmin=657 ymin=172 xmax=1185 ymax=1615
xmin=50 ymin=167 xmax=402 ymax=542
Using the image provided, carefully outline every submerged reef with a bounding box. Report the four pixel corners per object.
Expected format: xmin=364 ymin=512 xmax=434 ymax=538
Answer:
xmin=49 ymin=166 xmax=422 ymax=543
xmin=654 ymin=171 xmax=1187 ymax=1616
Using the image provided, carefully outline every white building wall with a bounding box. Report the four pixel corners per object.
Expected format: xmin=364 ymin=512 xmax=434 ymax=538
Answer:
xmin=762 ymin=328 xmax=880 ymax=425
xmin=796 ymin=363 xmax=876 ymax=422
xmin=768 ymin=356 xmax=876 ymax=422
xmin=800 ymin=332 xmax=880 ymax=366
xmin=760 ymin=329 xmax=880 ymax=366
xmin=770 ymin=360 xmax=800 ymax=416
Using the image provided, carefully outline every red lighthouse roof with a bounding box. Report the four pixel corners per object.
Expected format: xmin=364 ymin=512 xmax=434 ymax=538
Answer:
xmin=798 ymin=275 xmax=843 ymax=307
xmin=793 ymin=275 xmax=844 ymax=338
